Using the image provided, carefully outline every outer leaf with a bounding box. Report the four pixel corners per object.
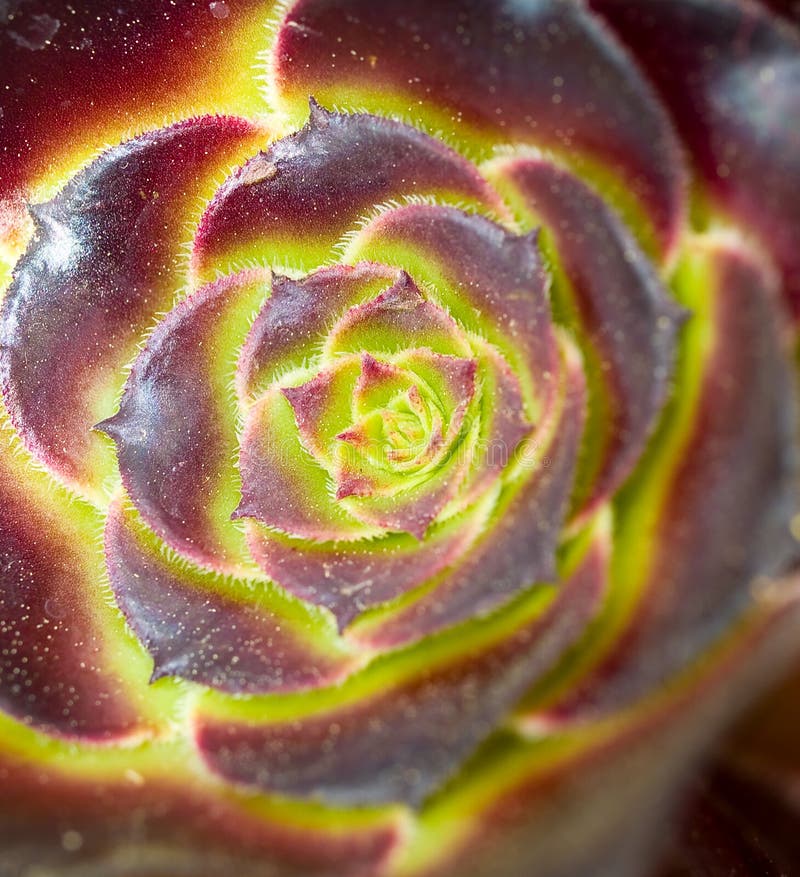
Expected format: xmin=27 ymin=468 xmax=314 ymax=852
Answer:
xmin=406 ymin=590 xmax=800 ymax=877
xmin=104 ymin=499 xmax=359 ymax=695
xmin=244 ymin=505 xmax=493 ymax=631
xmin=0 ymin=0 xmax=275 ymax=201
xmin=528 ymin=235 xmax=799 ymax=724
xmin=192 ymin=102 xmax=507 ymax=279
xmin=0 ymin=410 xmax=149 ymax=740
xmin=485 ymin=155 xmax=684 ymax=522
xmin=0 ymin=117 xmax=268 ymax=498
xmin=0 ymin=741 xmax=403 ymax=877
xmin=593 ymin=0 xmax=800 ymax=316
xmin=272 ymin=0 xmax=686 ymax=258
xmin=194 ymin=521 xmax=608 ymax=807
xmin=99 ymin=270 xmax=270 ymax=571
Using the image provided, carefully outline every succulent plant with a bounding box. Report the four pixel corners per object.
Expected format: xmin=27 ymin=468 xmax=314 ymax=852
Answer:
xmin=1 ymin=1 xmax=800 ymax=875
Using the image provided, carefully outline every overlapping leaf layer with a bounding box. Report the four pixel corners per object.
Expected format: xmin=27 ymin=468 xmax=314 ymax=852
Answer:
xmin=1 ymin=2 xmax=799 ymax=875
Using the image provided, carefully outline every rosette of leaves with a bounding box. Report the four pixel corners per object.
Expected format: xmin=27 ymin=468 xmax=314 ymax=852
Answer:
xmin=1 ymin=1 xmax=800 ymax=875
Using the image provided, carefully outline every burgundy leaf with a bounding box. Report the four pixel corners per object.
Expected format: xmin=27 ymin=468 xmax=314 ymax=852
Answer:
xmin=195 ymin=525 xmax=608 ymax=807
xmin=487 ymin=156 xmax=684 ymax=521
xmin=274 ymin=0 xmax=686 ymax=258
xmin=235 ymin=385 xmax=373 ymax=543
xmin=245 ymin=508 xmax=491 ymax=631
xmin=344 ymin=203 xmax=560 ymax=417
xmin=238 ymin=263 xmax=398 ymax=401
xmin=450 ymin=341 xmax=535 ymax=516
xmin=0 ymin=117 xmax=267 ymax=495
xmin=99 ymin=270 xmax=270 ymax=571
xmin=0 ymin=753 xmax=402 ymax=877
xmin=192 ymin=101 xmax=507 ymax=279
xmin=592 ymin=0 xmax=800 ymax=316
xmin=104 ymin=500 xmax=357 ymax=695
xmin=0 ymin=472 xmax=142 ymax=740
xmin=659 ymin=768 xmax=800 ymax=877
xmin=425 ymin=596 xmax=800 ymax=877
xmin=326 ymin=270 xmax=472 ymax=360
xmin=538 ymin=238 xmax=799 ymax=723
xmin=761 ymin=0 xmax=800 ymax=24
xmin=0 ymin=0 xmax=272 ymax=200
